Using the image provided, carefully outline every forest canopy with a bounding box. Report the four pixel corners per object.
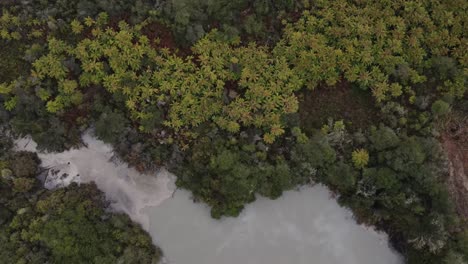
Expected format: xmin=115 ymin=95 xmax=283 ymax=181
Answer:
xmin=0 ymin=136 xmax=162 ymax=264
xmin=0 ymin=0 xmax=466 ymax=263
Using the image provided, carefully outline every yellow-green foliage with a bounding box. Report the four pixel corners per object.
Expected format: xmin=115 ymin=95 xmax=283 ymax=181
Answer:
xmin=193 ymin=33 xmax=302 ymax=143
xmin=0 ymin=82 xmax=18 ymax=110
xmin=274 ymin=0 xmax=467 ymax=101
xmin=321 ymin=120 xmax=345 ymax=134
xmin=70 ymin=19 xmax=84 ymax=34
xmin=0 ymin=10 xmax=22 ymax=40
xmin=352 ymin=149 xmax=369 ymax=169
xmin=0 ymin=10 xmax=43 ymax=41
xmin=4 ymin=0 xmax=467 ymax=144
xmin=28 ymin=19 xmax=302 ymax=143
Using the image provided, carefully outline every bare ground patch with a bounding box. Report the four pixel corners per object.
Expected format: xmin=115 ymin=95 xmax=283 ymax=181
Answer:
xmin=298 ymin=80 xmax=379 ymax=133
xmin=440 ymin=111 xmax=468 ymax=219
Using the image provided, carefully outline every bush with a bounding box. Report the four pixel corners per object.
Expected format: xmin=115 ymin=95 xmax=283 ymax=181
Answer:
xmin=352 ymin=149 xmax=369 ymax=169
xmin=324 ymin=161 xmax=357 ymax=193
xmin=95 ymin=109 xmax=129 ymax=144
xmin=9 ymin=151 xmax=40 ymax=178
xmin=12 ymin=177 xmax=36 ymax=192
xmin=431 ymin=100 xmax=451 ymax=117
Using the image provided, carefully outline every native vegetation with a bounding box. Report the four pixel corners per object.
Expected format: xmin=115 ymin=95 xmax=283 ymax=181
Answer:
xmin=0 ymin=0 xmax=466 ymax=263
xmin=0 ymin=134 xmax=162 ymax=264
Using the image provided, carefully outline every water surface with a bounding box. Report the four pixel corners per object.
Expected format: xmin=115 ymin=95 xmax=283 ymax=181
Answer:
xmin=15 ymin=134 xmax=402 ymax=264
xmin=145 ymin=187 xmax=401 ymax=264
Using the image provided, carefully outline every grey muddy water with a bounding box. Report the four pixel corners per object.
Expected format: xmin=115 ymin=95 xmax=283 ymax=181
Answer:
xmin=15 ymin=133 xmax=402 ymax=264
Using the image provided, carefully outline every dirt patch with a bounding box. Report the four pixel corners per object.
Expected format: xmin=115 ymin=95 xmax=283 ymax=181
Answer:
xmin=298 ymin=80 xmax=379 ymax=134
xmin=440 ymin=112 xmax=468 ymax=219
xmin=0 ymin=40 xmax=29 ymax=83
xmin=142 ymin=22 xmax=176 ymax=50
xmin=142 ymin=22 xmax=193 ymax=57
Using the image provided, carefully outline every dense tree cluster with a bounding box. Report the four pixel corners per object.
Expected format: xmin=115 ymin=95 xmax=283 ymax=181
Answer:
xmin=175 ymin=132 xmax=298 ymax=218
xmin=0 ymin=0 xmax=466 ymax=263
xmin=0 ymin=135 xmax=162 ymax=264
xmin=288 ymin=121 xmax=468 ymax=263
xmin=2 ymin=0 xmax=309 ymax=45
xmin=2 ymin=18 xmax=301 ymax=144
xmin=161 ymin=0 xmax=309 ymax=43
xmin=275 ymin=0 xmax=467 ymax=101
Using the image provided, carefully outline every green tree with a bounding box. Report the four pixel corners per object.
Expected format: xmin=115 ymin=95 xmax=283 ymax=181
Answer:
xmin=431 ymin=100 xmax=451 ymax=117
xmin=352 ymin=149 xmax=369 ymax=169
xmin=325 ymin=161 xmax=357 ymax=193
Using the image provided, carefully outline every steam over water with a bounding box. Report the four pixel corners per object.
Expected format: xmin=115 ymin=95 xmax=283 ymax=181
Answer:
xmin=15 ymin=133 xmax=402 ymax=264
xmin=14 ymin=133 xmax=174 ymax=229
